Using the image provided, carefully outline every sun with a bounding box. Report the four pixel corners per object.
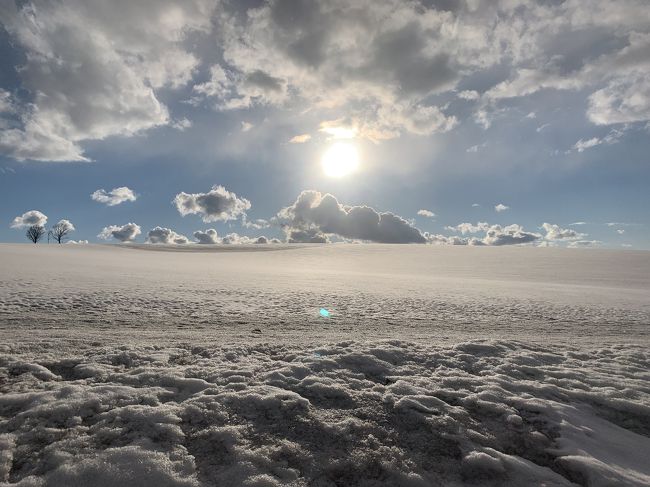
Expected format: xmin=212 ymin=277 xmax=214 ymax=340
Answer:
xmin=321 ymin=142 xmax=359 ymax=178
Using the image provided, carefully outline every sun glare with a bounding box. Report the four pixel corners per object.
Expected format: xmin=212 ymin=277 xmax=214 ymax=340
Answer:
xmin=321 ymin=142 xmax=359 ymax=178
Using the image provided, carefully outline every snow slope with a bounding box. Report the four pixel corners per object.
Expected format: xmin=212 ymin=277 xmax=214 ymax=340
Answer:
xmin=0 ymin=244 xmax=649 ymax=486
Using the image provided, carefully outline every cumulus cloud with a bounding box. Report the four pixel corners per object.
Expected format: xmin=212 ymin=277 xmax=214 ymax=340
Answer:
xmin=146 ymin=227 xmax=189 ymax=245
xmin=174 ymin=185 xmax=251 ymax=223
xmin=427 ymin=234 xmax=483 ymax=246
xmin=193 ymin=229 xmax=272 ymax=244
xmin=443 ymin=222 xmax=541 ymax=246
xmin=278 ymin=191 xmax=428 ymax=244
xmin=482 ymin=224 xmax=541 ymax=246
xmin=98 ymin=223 xmax=141 ymax=242
xmin=0 ymin=0 xmax=216 ymax=161
xmin=542 ymin=223 xmax=586 ymax=241
xmin=91 ymin=187 xmax=137 ymax=206
xmin=11 ymin=210 xmax=48 ymax=228
xmin=220 ymin=233 xmax=251 ymax=244
xmin=287 ymin=228 xmax=329 ymax=244
xmin=445 ymin=222 xmax=490 ymax=235
xmin=495 ymin=204 xmax=509 ymax=213
xmin=417 ymin=209 xmax=435 ymax=218
xmin=193 ymin=229 xmax=219 ymax=244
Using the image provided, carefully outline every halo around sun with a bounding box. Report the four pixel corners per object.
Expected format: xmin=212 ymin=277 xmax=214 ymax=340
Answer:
xmin=321 ymin=142 xmax=359 ymax=178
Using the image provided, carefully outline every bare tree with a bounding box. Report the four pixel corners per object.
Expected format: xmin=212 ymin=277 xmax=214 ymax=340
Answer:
xmin=49 ymin=220 xmax=74 ymax=244
xmin=26 ymin=225 xmax=46 ymax=244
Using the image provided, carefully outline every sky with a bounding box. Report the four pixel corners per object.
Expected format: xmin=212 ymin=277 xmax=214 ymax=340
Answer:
xmin=0 ymin=0 xmax=649 ymax=248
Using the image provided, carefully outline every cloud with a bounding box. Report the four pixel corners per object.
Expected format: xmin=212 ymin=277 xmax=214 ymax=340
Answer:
xmin=606 ymin=222 xmax=638 ymax=227
xmin=192 ymin=65 xmax=288 ymax=110
xmin=571 ymin=128 xmax=626 ymax=152
xmin=445 ymin=222 xmax=490 ymax=235
xmin=3 ymin=0 xmax=650 ymax=164
xmin=242 ymin=217 xmax=270 ymax=229
xmin=11 ymin=210 xmax=48 ymax=228
xmin=278 ymin=190 xmax=428 ymax=244
xmin=457 ymin=90 xmax=479 ymax=101
xmin=193 ymin=229 xmax=219 ymax=244
xmin=568 ymin=240 xmax=603 ymax=248
xmin=427 ymin=234 xmax=483 ymax=246
xmin=241 ymin=122 xmax=254 ymax=132
xmin=617 ymin=229 xmax=625 ymax=235
xmin=146 ymin=227 xmax=189 ymax=245
xmin=542 ymin=223 xmax=586 ymax=241
xmin=98 ymin=223 xmax=141 ymax=242
xmin=193 ymin=0 xmax=464 ymax=139
xmin=0 ymin=0 xmax=215 ymax=161
xmin=494 ymin=204 xmax=509 ymax=213
xmin=443 ymin=222 xmax=541 ymax=246
xmin=91 ymin=187 xmax=137 ymax=206
xmin=289 ymin=134 xmax=312 ymax=144
xmin=173 ymin=185 xmax=251 ymax=223
xmin=171 ymin=118 xmax=192 ymax=131
xmin=417 ymin=209 xmax=435 ymax=218
xmin=193 ymin=229 xmax=272 ymax=244
xmin=588 ymin=74 xmax=650 ymax=125
xmin=220 ymin=233 xmax=251 ymax=244
xmin=286 ymin=228 xmax=329 ymax=244
xmin=66 ymin=239 xmax=89 ymax=244
xmin=482 ymin=224 xmax=541 ymax=246
xmin=573 ymin=138 xmax=600 ymax=152
xmin=471 ymin=203 xmax=480 ymax=208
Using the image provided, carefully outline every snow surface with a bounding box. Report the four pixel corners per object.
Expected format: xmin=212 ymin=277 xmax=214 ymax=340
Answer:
xmin=0 ymin=244 xmax=649 ymax=486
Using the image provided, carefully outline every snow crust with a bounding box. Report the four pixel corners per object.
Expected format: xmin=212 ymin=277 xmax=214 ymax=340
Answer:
xmin=1 ymin=340 xmax=649 ymax=486
xmin=1 ymin=244 xmax=649 ymax=485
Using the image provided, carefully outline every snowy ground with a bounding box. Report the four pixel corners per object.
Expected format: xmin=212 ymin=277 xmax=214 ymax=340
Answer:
xmin=0 ymin=244 xmax=649 ymax=486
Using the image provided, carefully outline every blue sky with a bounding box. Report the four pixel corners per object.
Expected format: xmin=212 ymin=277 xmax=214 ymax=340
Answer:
xmin=1 ymin=0 xmax=649 ymax=248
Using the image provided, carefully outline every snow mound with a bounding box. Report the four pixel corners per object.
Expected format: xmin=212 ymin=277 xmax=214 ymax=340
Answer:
xmin=1 ymin=340 xmax=648 ymax=486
